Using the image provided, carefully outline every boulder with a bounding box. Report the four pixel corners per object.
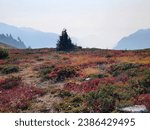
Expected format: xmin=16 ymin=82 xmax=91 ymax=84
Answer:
xmin=118 ymin=105 xmax=148 ymax=113
xmin=85 ymin=78 xmax=91 ymax=81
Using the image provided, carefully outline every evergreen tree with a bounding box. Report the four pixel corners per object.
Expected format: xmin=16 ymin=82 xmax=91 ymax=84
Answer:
xmin=56 ymin=29 xmax=75 ymax=51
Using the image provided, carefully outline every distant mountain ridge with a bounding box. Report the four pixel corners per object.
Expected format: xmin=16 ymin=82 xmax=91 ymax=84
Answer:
xmin=0 ymin=22 xmax=59 ymax=48
xmin=115 ymin=29 xmax=150 ymax=50
xmin=0 ymin=34 xmax=26 ymax=49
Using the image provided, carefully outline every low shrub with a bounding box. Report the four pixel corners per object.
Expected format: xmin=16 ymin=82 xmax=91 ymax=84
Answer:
xmin=64 ymin=77 xmax=116 ymax=93
xmin=129 ymin=80 xmax=146 ymax=94
xmin=49 ymin=66 xmax=79 ymax=82
xmin=56 ymin=67 xmax=78 ymax=81
xmin=58 ymin=90 xmax=72 ymax=98
xmin=39 ymin=65 xmax=55 ymax=81
xmin=85 ymin=85 xmax=116 ymax=113
xmin=134 ymin=94 xmax=150 ymax=111
xmin=116 ymin=73 xmax=129 ymax=83
xmin=109 ymin=63 xmax=142 ymax=77
xmin=0 ymin=48 xmax=9 ymax=59
xmin=70 ymin=96 xmax=83 ymax=104
xmin=0 ymin=76 xmax=45 ymax=112
xmin=1 ymin=66 xmax=19 ymax=74
xmin=0 ymin=76 xmax=21 ymax=90
xmin=85 ymin=84 xmax=140 ymax=112
xmin=0 ymin=59 xmax=6 ymax=65
xmin=53 ymin=95 xmax=84 ymax=112
xmin=140 ymin=72 xmax=150 ymax=88
xmin=54 ymin=102 xmax=73 ymax=112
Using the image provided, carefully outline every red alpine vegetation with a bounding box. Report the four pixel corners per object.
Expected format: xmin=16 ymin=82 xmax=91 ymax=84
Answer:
xmin=64 ymin=77 xmax=116 ymax=93
xmin=0 ymin=77 xmax=44 ymax=112
xmin=134 ymin=94 xmax=150 ymax=111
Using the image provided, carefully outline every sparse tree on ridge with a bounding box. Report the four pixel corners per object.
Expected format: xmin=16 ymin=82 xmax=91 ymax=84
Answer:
xmin=56 ymin=29 xmax=75 ymax=51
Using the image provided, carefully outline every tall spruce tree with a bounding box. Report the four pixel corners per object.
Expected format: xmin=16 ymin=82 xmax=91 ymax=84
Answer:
xmin=56 ymin=29 xmax=75 ymax=51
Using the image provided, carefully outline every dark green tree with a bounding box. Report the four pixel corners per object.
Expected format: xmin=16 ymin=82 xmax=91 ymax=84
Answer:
xmin=56 ymin=29 xmax=75 ymax=51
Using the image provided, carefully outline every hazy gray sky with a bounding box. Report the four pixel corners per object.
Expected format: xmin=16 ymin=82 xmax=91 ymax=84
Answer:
xmin=0 ymin=0 xmax=150 ymax=48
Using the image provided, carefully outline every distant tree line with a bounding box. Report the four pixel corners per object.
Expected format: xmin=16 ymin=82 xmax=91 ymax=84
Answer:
xmin=0 ymin=34 xmax=26 ymax=49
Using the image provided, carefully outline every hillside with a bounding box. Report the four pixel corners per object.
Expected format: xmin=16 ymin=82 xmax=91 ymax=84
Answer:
xmin=0 ymin=42 xmax=15 ymax=49
xmin=0 ymin=34 xmax=26 ymax=49
xmin=0 ymin=48 xmax=150 ymax=113
xmin=0 ymin=22 xmax=59 ymax=48
xmin=115 ymin=29 xmax=150 ymax=50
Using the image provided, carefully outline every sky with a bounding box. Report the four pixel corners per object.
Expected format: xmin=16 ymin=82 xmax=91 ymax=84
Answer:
xmin=0 ymin=0 xmax=150 ymax=48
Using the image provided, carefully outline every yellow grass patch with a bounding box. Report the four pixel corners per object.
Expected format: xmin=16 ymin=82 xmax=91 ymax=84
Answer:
xmin=82 ymin=67 xmax=100 ymax=76
xmin=70 ymin=55 xmax=107 ymax=66
xmin=116 ymin=56 xmax=150 ymax=64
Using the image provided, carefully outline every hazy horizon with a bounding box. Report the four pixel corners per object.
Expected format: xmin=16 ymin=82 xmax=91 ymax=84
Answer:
xmin=0 ymin=0 xmax=150 ymax=49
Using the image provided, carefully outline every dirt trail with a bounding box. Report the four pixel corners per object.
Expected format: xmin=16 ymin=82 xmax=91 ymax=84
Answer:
xmin=18 ymin=61 xmax=64 ymax=112
xmin=17 ymin=60 xmax=43 ymax=85
xmin=23 ymin=82 xmax=64 ymax=112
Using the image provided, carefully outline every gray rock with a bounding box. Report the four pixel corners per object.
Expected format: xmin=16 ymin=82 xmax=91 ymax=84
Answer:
xmin=85 ymin=78 xmax=91 ymax=81
xmin=118 ymin=105 xmax=148 ymax=113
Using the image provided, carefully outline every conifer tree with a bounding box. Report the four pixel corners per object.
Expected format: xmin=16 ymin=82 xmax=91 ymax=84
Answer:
xmin=56 ymin=29 xmax=75 ymax=51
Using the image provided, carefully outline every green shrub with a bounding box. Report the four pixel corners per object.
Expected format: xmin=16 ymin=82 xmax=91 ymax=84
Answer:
xmin=84 ymin=73 xmax=102 ymax=80
xmin=39 ymin=65 xmax=55 ymax=81
xmin=0 ymin=48 xmax=9 ymax=59
xmin=140 ymin=72 xmax=150 ymax=88
xmin=58 ymin=90 xmax=72 ymax=98
xmin=129 ymin=80 xmax=145 ymax=94
xmin=115 ymin=100 xmax=134 ymax=109
xmin=70 ymin=96 xmax=83 ymax=104
xmin=86 ymin=85 xmax=116 ymax=112
xmin=54 ymin=102 xmax=73 ymax=112
xmin=110 ymin=63 xmax=142 ymax=77
xmin=86 ymin=84 xmax=139 ymax=112
xmin=1 ymin=66 xmax=19 ymax=74
xmin=54 ymin=95 xmax=84 ymax=112
xmin=70 ymin=106 xmax=88 ymax=113
xmin=0 ymin=76 xmax=21 ymax=90
xmin=56 ymin=67 xmax=77 ymax=81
